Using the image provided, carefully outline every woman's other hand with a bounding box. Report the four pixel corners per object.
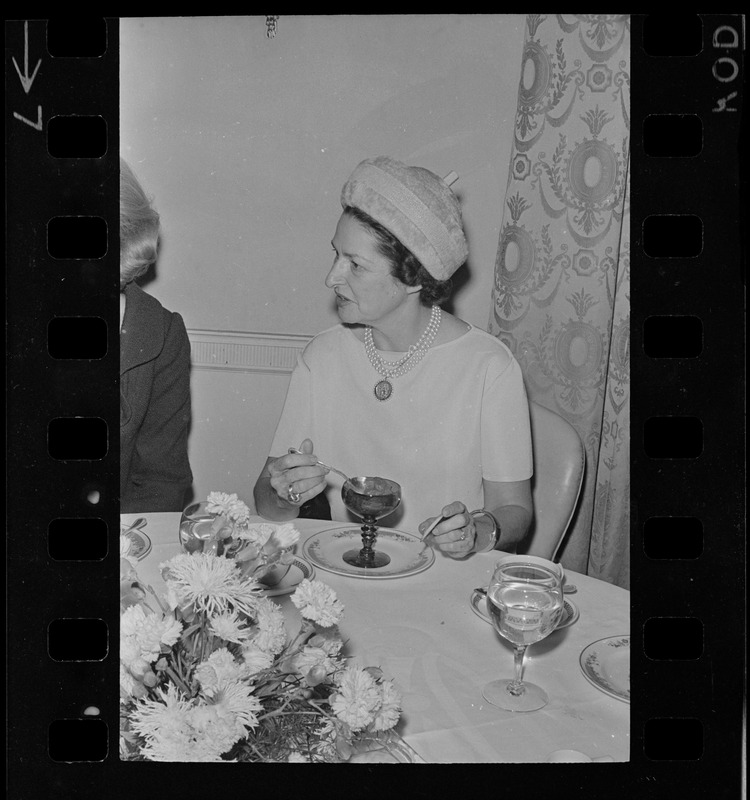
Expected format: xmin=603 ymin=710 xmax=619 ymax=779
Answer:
xmin=419 ymin=500 xmax=475 ymax=559
xmin=267 ymin=438 xmax=328 ymax=507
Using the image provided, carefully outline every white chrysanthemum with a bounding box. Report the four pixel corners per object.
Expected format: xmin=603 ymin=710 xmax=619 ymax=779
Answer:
xmin=178 ymin=683 xmax=261 ymax=759
xmin=287 ymin=751 xmax=309 ymax=762
xmin=131 ymin=684 xmax=226 ymax=762
xmin=210 ymin=681 xmax=262 ymax=731
xmin=131 ymin=679 xmax=260 ymax=763
xmin=121 ymin=605 xmax=182 ymax=666
xmin=160 ymin=552 xmax=261 ymax=617
xmin=189 ymin=703 xmax=215 ymax=731
xmin=370 ymin=679 xmax=402 ymax=731
xmin=251 ymin=598 xmax=287 ymax=655
xmin=241 ymin=644 xmax=274 ymax=676
xmin=209 ymin=611 xmax=253 ymax=644
xmin=330 ymin=665 xmax=382 ymax=731
xmin=291 ymin=579 xmax=344 ymax=627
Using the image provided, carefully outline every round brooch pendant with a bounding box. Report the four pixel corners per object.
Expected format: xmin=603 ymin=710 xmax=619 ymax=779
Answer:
xmin=373 ymin=379 xmax=393 ymax=401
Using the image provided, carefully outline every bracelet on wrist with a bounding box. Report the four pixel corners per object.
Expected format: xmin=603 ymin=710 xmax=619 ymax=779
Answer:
xmin=470 ymin=509 xmax=499 ymax=553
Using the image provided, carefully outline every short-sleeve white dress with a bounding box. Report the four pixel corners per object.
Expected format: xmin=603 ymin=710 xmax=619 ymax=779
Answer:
xmin=269 ymin=324 xmax=532 ymax=534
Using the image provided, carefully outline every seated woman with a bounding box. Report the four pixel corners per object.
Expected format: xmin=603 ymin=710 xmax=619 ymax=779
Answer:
xmin=120 ymin=157 xmax=193 ymax=512
xmin=253 ymin=156 xmax=533 ymax=558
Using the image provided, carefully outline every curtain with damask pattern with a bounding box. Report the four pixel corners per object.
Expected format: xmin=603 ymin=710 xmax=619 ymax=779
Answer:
xmin=489 ymin=14 xmax=630 ymax=588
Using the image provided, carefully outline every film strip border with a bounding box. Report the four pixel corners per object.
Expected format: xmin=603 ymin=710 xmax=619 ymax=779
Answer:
xmin=5 ymin=14 xmax=745 ymax=797
xmin=6 ymin=13 xmax=122 ymax=789
xmin=632 ymin=12 xmax=744 ymax=781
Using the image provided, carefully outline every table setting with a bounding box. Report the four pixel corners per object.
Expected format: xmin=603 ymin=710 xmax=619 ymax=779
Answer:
xmin=119 ymin=478 xmax=629 ymax=764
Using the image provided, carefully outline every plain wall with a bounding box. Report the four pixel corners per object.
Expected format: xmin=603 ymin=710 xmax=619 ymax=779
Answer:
xmin=120 ymin=15 xmax=525 ymax=505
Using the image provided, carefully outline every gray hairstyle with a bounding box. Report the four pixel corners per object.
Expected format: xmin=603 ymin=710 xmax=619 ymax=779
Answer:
xmin=120 ymin=157 xmax=160 ymax=288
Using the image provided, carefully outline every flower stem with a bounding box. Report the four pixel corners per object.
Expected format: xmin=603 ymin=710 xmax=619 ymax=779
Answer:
xmin=164 ymin=665 xmax=191 ymax=696
xmin=286 ymin=620 xmax=315 ymax=652
xmin=198 ymin=612 xmax=210 ymax=662
xmin=145 ymin=584 xmax=169 ymax=614
xmin=257 ymin=710 xmax=320 ymax=722
xmin=249 ymin=743 xmax=266 ymax=761
xmin=256 ymin=687 xmax=308 ymax=721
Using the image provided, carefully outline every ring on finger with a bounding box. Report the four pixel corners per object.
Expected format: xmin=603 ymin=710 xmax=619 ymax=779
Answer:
xmin=287 ymin=485 xmax=301 ymax=503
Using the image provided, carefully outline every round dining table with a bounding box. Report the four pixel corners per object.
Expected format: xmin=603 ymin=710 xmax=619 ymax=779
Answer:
xmin=122 ymin=512 xmax=630 ymax=764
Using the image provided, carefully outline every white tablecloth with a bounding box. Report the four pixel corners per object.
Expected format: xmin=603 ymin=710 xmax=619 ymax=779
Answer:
xmin=123 ymin=512 xmax=630 ymax=763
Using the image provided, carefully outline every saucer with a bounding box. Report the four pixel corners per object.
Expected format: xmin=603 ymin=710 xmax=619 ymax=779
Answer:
xmin=302 ymin=527 xmax=435 ymax=579
xmin=260 ymin=557 xmax=315 ymax=597
xmin=122 ymin=528 xmax=151 ymax=561
xmin=579 ymin=635 xmax=630 ymax=703
xmin=469 ymin=589 xmax=579 ymax=630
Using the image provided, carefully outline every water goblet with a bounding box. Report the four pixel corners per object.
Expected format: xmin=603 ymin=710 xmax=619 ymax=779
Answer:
xmin=341 ymin=477 xmax=401 ymax=568
xmin=482 ymin=561 xmax=563 ymax=712
xmin=178 ymin=501 xmax=231 ymax=555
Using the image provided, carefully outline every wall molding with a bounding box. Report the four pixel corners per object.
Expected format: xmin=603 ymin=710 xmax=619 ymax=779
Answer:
xmin=187 ymin=329 xmax=312 ymax=375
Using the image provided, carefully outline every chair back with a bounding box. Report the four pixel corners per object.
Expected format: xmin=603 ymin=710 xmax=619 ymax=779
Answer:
xmin=518 ymin=401 xmax=585 ymax=561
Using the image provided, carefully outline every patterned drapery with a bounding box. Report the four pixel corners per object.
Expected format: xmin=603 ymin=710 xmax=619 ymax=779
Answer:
xmin=489 ymin=14 xmax=630 ymax=588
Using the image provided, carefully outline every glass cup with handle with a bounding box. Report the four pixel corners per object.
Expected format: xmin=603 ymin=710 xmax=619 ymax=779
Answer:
xmin=482 ymin=560 xmax=564 ymax=712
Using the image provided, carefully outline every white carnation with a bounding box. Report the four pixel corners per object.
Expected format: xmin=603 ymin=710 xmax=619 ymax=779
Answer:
xmin=291 ymin=579 xmax=344 ymax=627
xmin=251 ymin=598 xmax=287 ymax=654
xmin=241 ymin=644 xmax=274 ymax=676
xmin=269 ymin=522 xmax=300 ymax=550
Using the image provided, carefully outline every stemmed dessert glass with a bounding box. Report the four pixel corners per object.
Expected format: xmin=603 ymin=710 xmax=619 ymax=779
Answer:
xmin=341 ymin=477 xmax=401 ymax=568
xmin=482 ymin=561 xmax=563 ymax=712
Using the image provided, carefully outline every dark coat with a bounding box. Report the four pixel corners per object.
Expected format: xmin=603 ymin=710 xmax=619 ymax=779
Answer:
xmin=120 ymin=283 xmax=193 ymax=512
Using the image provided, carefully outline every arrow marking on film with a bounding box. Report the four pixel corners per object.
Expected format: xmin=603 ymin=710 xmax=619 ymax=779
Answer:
xmin=14 ymin=106 xmax=43 ymax=131
xmin=12 ymin=21 xmax=42 ymax=94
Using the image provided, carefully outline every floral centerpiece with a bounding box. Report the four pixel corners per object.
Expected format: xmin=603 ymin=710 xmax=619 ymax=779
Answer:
xmin=119 ymin=523 xmax=415 ymax=762
xmin=180 ymin=492 xmax=300 ymax=587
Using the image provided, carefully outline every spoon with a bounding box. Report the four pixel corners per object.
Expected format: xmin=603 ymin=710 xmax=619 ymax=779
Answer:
xmin=420 ymin=515 xmax=445 ymax=540
xmin=474 ymin=584 xmax=577 ymax=596
xmin=288 ymin=447 xmax=350 ymax=482
xmin=121 ymin=517 xmax=147 ymax=535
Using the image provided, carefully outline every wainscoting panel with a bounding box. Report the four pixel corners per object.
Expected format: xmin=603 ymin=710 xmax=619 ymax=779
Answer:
xmin=188 ymin=329 xmax=311 ymax=374
xmin=184 ymin=330 xmax=312 ymax=509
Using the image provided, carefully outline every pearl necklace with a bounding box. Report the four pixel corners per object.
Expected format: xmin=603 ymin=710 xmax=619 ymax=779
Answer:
xmin=364 ymin=306 xmax=441 ymax=401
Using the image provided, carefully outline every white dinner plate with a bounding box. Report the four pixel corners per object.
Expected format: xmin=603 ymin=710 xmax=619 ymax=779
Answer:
xmin=122 ymin=528 xmax=152 ymax=561
xmin=579 ymin=635 xmax=630 ymax=703
xmin=260 ymin=557 xmax=315 ymax=598
xmin=469 ymin=589 xmax=579 ymax=630
xmin=302 ymin=526 xmax=435 ymax=579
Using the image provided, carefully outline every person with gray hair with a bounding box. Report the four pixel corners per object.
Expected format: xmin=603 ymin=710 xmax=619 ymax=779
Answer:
xmin=254 ymin=156 xmax=533 ymax=559
xmin=120 ymin=157 xmax=193 ymax=512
